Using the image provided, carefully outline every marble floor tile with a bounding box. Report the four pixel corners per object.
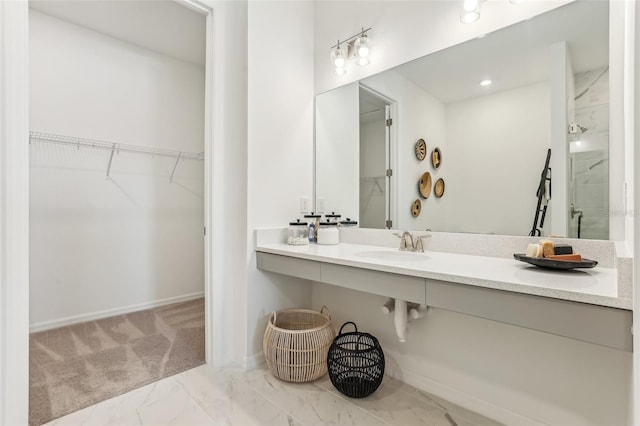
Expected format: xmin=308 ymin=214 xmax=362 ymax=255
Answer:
xmin=412 ymin=389 xmax=503 ymax=426
xmin=45 ymin=363 xmax=502 ymax=426
xmin=244 ymin=366 xmax=388 ymax=426
xmin=176 ymin=365 xmax=296 ymax=426
xmin=315 ymin=373 xmax=451 ymax=426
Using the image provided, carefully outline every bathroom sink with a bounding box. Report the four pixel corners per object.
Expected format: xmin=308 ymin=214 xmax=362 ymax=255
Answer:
xmin=354 ymin=250 xmax=429 ymax=262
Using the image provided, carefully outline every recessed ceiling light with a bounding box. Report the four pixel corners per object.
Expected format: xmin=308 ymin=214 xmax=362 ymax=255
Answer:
xmin=480 ymin=79 xmax=492 ymax=86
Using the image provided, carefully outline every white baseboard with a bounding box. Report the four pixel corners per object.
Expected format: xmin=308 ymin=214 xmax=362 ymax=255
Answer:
xmin=29 ymin=292 xmax=205 ymax=333
xmin=383 ymin=348 xmax=545 ymax=426
xmin=245 ymin=351 xmax=266 ymax=370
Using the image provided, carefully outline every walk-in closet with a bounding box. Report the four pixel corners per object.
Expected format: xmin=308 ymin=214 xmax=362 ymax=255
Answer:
xmin=27 ymin=2 xmax=207 ymax=424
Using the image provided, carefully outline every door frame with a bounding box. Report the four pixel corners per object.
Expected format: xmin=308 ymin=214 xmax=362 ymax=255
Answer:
xmin=359 ymin=83 xmax=398 ymax=229
xmin=0 ymin=1 xmax=220 ymax=423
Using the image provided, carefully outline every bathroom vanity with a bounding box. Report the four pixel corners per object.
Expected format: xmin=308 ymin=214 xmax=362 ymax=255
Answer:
xmin=256 ymin=229 xmax=632 ymax=352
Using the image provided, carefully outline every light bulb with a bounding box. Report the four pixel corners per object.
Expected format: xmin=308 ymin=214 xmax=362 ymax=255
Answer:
xmin=354 ymin=36 xmax=369 ymax=57
xmin=463 ymin=0 xmax=480 ymax=12
xmin=331 ymin=44 xmax=347 ymax=70
xmin=460 ymin=0 xmax=481 ymax=24
xmin=480 ymin=79 xmax=492 ymax=86
xmin=460 ymin=10 xmax=480 ymax=23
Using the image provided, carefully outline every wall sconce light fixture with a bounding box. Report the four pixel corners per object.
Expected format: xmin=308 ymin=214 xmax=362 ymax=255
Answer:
xmin=460 ymin=0 xmax=481 ymax=24
xmin=330 ymin=27 xmax=372 ymax=75
xmin=461 ymin=0 xmax=523 ymax=24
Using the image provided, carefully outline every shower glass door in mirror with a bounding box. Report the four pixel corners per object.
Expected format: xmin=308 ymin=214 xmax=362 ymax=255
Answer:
xmin=315 ymin=0 xmax=612 ymax=239
xmin=568 ymin=67 xmax=609 ymax=240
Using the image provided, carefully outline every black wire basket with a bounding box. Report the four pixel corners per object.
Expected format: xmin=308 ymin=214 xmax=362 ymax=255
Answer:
xmin=327 ymin=322 xmax=385 ymax=398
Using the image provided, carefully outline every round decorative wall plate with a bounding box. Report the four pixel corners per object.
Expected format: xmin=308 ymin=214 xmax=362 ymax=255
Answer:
xmin=411 ymin=199 xmax=422 ymax=217
xmin=415 ymin=139 xmax=427 ymax=161
xmin=418 ymin=172 xmax=432 ymax=199
xmin=434 ymin=178 xmax=445 ymax=197
xmin=431 ymin=147 xmax=442 ymax=169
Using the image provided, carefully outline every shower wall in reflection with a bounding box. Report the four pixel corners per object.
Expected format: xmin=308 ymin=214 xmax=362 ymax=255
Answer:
xmin=569 ymin=66 xmax=609 ymax=240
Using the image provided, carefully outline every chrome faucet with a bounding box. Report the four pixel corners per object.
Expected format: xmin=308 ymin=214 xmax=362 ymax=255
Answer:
xmin=400 ymin=231 xmax=413 ymax=251
xmin=394 ymin=231 xmax=430 ymax=252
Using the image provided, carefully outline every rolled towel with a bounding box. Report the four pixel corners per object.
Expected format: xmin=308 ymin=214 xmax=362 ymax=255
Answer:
xmin=526 ymin=243 xmax=543 ymax=258
xmin=539 ymin=239 xmax=555 ymax=257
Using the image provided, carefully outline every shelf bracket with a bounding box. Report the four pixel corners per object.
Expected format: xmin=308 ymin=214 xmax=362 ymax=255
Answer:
xmin=169 ymin=152 xmax=182 ymax=183
xmin=106 ymin=143 xmax=116 ymax=178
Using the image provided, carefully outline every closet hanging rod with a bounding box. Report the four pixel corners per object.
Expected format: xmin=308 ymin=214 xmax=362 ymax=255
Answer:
xmin=29 ymin=131 xmax=204 ymax=160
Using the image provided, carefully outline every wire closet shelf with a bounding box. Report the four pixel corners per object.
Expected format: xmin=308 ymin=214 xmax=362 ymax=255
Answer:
xmin=29 ymin=131 xmax=204 ymax=160
xmin=29 ymin=131 xmax=204 ymax=181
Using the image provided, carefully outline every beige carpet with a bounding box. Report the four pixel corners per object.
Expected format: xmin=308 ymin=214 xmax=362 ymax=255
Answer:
xmin=29 ymin=298 xmax=205 ymax=426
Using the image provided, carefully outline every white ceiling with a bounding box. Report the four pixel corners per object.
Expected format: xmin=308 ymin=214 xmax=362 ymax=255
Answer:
xmin=392 ymin=1 xmax=609 ymax=104
xmin=30 ymin=0 xmax=206 ymax=66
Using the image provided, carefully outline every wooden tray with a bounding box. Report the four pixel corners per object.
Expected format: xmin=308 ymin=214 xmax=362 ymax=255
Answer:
xmin=513 ymin=253 xmax=598 ymax=270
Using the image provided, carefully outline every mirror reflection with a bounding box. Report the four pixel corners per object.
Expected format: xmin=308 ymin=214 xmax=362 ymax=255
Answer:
xmin=315 ymin=1 xmax=610 ymax=239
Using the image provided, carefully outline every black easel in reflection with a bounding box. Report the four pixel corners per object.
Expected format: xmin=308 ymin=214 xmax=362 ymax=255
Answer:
xmin=529 ymin=149 xmax=551 ymax=237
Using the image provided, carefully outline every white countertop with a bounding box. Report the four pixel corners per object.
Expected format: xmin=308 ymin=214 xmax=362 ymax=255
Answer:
xmin=256 ymin=242 xmax=631 ymax=310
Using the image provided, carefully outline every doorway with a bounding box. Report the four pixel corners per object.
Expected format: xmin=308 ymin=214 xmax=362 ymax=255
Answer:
xmin=359 ymin=86 xmax=394 ymax=229
xmin=27 ymin=1 xmax=210 ymax=424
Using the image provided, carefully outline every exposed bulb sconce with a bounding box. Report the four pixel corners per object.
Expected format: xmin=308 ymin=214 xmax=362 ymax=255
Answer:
xmin=330 ymin=27 xmax=372 ymax=76
xmin=460 ymin=0 xmax=481 ymax=24
xmin=354 ymin=32 xmax=370 ymax=66
xmin=331 ymin=42 xmax=348 ymax=75
xmin=460 ymin=0 xmax=522 ymax=24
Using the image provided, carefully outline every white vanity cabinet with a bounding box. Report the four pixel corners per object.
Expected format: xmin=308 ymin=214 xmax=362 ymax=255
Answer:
xmin=256 ymin=248 xmax=632 ymax=352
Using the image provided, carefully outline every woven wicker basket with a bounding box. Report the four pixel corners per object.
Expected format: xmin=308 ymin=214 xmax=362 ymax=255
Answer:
xmin=263 ymin=306 xmax=335 ymax=382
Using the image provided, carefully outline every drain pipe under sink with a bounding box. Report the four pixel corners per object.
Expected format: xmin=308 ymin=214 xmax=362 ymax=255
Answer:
xmin=394 ymin=299 xmax=408 ymax=342
xmin=381 ymin=298 xmax=428 ymax=342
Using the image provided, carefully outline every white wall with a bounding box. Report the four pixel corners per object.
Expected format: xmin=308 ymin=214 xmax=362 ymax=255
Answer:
xmin=315 ymin=82 xmax=359 ymax=217
xmin=362 ymin=71 xmax=447 ymax=232
xmin=29 ymin=11 xmax=205 ymax=326
xmin=0 ymin=0 xmax=30 ymax=423
xmin=246 ymin=1 xmax=315 ymax=365
xmin=445 ymin=81 xmax=550 ymax=236
xmin=630 ymin=0 xmax=639 ymax=423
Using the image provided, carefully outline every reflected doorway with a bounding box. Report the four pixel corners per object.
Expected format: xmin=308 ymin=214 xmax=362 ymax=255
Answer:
xmin=359 ymin=86 xmax=393 ymax=229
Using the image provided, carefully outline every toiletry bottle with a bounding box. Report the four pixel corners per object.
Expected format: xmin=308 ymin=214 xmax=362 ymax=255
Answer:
xmin=304 ymin=212 xmax=321 ymax=243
